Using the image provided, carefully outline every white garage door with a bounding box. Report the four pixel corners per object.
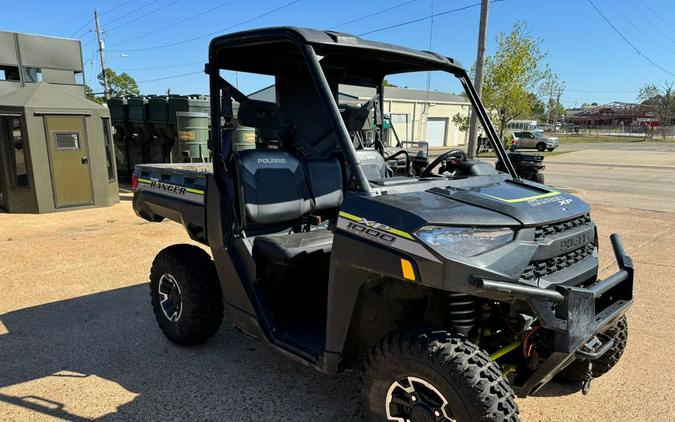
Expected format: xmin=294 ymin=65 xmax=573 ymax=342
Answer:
xmin=425 ymin=118 xmax=447 ymax=147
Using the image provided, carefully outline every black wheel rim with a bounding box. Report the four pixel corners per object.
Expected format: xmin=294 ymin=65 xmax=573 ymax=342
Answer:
xmin=385 ymin=376 xmax=455 ymax=422
xmin=158 ymin=273 xmax=182 ymax=322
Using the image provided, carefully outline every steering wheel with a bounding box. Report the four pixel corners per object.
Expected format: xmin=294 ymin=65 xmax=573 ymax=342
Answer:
xmin=384 ymin=149 xmax=411 ymax=176
xmin=421 ymin=149 xmax=467 ymax=178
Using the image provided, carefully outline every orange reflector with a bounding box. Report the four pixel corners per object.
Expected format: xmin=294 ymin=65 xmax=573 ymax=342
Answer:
xmin=400 ymin=258 xmax=416 ymax=281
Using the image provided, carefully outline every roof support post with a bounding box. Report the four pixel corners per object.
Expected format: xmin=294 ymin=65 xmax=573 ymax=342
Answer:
xmin=300 ymin=44 xmax=373 ymax=196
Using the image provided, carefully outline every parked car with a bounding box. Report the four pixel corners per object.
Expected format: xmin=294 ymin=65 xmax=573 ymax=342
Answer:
xmin=538 ymin=123 xmax=559 ymax=132
xmin=512 ymin=129 xmax=559 ymax=151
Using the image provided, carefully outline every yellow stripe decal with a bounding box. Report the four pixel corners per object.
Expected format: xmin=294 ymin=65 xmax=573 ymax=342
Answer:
xmin=482 ymin=190 xmax=561 ymax=203
xmin=137 ymin=178 xmax=204 ymax=195
xmin=338 ymin=211 xmax=362 ymax=222
xmin=388 ymin=227 xmax=415 ymax=240
xmin=338 ymin=211 xmax=415 ymax=240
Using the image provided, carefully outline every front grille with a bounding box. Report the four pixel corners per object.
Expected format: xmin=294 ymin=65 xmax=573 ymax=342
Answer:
xmin=534 ymin=214 xmax=591 ymax=241
xmin=521 ymin=243 xmax=595 ymax=281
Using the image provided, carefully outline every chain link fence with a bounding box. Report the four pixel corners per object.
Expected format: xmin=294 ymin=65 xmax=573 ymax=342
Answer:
xmin=557 ymin=124 xmax=675 ymax=140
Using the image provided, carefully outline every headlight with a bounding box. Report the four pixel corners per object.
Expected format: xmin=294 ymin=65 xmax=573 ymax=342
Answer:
xmin=416 ymin=226 xmax=514 ymax=258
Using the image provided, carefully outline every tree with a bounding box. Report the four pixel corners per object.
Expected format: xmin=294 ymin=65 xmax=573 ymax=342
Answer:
xmin=480 ymin=21 xmax=550 ymax=140
xmin=98 ymin=68 xmax=140 ymax=97
xmin=382 ymin=79 xmax=398 ymax=87
xmin=638 ymin=81 xmax=675 ymax=138
xmin=528 ymin=92 xmax=546 ymax=121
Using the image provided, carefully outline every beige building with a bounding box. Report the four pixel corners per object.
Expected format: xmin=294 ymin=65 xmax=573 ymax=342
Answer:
xmin=340 ymin=86 xmax=471 ymax=147
xmin=249 ymin=85 xmax=471 ymax=147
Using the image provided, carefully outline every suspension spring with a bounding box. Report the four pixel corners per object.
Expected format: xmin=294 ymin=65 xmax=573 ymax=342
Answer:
xmin=448 ymin=293 xmax=476 ymax=336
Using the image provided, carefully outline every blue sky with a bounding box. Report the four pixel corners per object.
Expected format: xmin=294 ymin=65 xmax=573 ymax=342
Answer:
xmin=2 ymin=0 xmax=675 ymax=108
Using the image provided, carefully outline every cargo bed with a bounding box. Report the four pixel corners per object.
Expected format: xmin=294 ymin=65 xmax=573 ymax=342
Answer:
xmin=133 ymin=163 xmax=214 ymax=244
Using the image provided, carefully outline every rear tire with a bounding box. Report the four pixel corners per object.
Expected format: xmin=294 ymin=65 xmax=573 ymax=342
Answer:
xmin=546 ymin=148 xmax=555 ymax=152
xmin=556 ymin=316 xmax=628 ymax=383
xmin=150 ymin=244 xmax=223 ymax=345
xmin=360 ymin=330 xmax=519 ymax=421
xmin=536 ymin=143 xmax=546 ymax=152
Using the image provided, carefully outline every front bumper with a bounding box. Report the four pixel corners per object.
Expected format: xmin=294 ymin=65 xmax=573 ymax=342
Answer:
xmin=476 ymin=234 xmax=634 ymax=397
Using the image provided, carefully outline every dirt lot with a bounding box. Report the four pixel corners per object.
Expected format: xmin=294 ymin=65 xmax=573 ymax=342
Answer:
xmin=1 ymin=191 xmax=675 ymax=421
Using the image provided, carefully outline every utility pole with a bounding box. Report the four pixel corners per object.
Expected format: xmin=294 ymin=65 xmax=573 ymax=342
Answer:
xmin=467 ymin=0 xmax=489 ymax=158
xmin=94 ymin=10 xmax=110 ymax=100
xmin=553 ymin=84 xmax=563 ymax=129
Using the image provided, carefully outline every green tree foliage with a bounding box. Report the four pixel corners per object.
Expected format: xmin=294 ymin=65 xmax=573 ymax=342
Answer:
xmin=528 ymin=92 xmax=546 ymax=121
xmin=638 ymin=82 xmax=675 ymax=137
xmin=98 ymin=68 xmax=140 ymax=97
xmin=84 ymin=84 xmax=105 ymax=104
xmin=382 ymin=79 xmax=398 ymax=87
xmin=481 ymin=21 xmax=549 ymax=139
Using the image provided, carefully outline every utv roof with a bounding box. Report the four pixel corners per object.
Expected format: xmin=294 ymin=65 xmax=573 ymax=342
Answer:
xmin=209 ymin=27 xmax=467 ymax=86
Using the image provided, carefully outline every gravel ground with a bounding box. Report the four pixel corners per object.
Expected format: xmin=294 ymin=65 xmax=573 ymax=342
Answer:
xmin=1 ymin=191 xmax=674 ymax=421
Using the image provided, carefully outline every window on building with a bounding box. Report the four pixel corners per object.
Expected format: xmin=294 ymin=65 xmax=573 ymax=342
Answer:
xmin=102 ymin=118 xmax=116 ymax=182
xmin=23 ymin=67 xmax=43 ymax=83
xmin=54 ymin=132 xmax=81 ymax=150
xmin=3 ymin=117 xmax=30 ymax=188
xmin=0 ymin=65 xmax=21 ymax=81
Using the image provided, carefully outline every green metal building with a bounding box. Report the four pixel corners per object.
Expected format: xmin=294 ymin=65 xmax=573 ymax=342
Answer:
xmin=0 ymin=82 xmax=119 ymax=213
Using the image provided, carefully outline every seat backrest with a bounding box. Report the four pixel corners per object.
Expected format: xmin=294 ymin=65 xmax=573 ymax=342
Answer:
xmin=238 ymin=150 xmax=312 ymax=226
xmin=238 ymin=150 xmax=344 ymax=228
xmin=304 ymin=158 xmax=343 ymax=211
xmin=355 ymin=149 xmax=388 ymax=181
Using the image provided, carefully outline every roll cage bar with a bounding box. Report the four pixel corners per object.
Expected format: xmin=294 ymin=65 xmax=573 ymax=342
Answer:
xmin=206 ymin=27 xmax=517 ymax=197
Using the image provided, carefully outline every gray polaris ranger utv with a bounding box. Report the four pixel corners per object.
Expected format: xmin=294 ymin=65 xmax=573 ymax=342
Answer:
xmin=133 ymin=27 xmax=633 ymax=421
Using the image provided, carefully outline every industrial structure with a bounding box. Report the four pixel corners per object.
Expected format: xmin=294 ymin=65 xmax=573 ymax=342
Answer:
xmin=108 ymin=95 xmax=218 ymax=180
xmin=0 ymin=31 xmax=118 ymax=213
xmin=250 ymin=85 xmax=471 ymax=147
xmin=0 ymin=83 xmax=118 ymax=213
xmin=564 ymin=101 xmax=660 ymax=127
xmin=0 ymin=31 xmax=85 ymax=97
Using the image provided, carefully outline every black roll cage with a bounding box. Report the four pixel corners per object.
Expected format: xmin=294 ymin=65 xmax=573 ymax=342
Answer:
xmin=207 ymin=27 xmax=518 ymax=198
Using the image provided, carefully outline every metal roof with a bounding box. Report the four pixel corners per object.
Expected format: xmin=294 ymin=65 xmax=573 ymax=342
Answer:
xmin=209 ymin=27 xmax=466 ymax=84
xmin=0 ymin=82 xmax=106 ymax=110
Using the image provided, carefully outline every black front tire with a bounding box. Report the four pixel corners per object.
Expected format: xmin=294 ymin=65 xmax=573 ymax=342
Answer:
xmin=556 ymin=316 xmax=628 ymax=383
xmin=536 ymin=143 xmax=546 ymax=152
xmin=150 ymin=244 xmax=223 ymax=345
xmin=532 ymin=172 xmax=545 ymax=184
xmin=360 ymin=330 xmax=520 ymax=422
xmin=546 ymin=148 xmax=555 ymax=152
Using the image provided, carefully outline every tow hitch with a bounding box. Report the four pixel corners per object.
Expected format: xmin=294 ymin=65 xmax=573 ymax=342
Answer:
xmin=576 ymin=334 xmax=615 ymax=395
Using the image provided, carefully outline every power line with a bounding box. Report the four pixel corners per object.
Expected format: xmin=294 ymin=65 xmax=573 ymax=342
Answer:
xmin=103 ymin=0 xmax=160 ymax=27
xmin=638 ymin=0 xmax=675 ymax=35
xmin=566 ymin=88 xmax=638 ymax=93
xmin=118 ymin=60 xmax=204 ymax=72
xmin=330 ymin=0 xmax=418 ymax=29
xmin=587 ymin=0 xmax=675 ymax=77
xmin=110 ymin=0 xmax=238 ymax=47
xmin=358 ymin=0 xmax=503 ymax=37
xmin=69 ymin=19 xmax=93 ymax=38
xmin=625 ymin=0 xmax=675 ymax=47
xmin=102 ymin=0 xmax=136 ymax=15
xmin=109 ymin=0 xmax=302 ymax=53
xmin=602 ymin=0 xmax=675 ymax=54
xmin=107 ymin=0 xmax=183 ymax=32
xmin=137 ymin=71 xmax=203 ymax=84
